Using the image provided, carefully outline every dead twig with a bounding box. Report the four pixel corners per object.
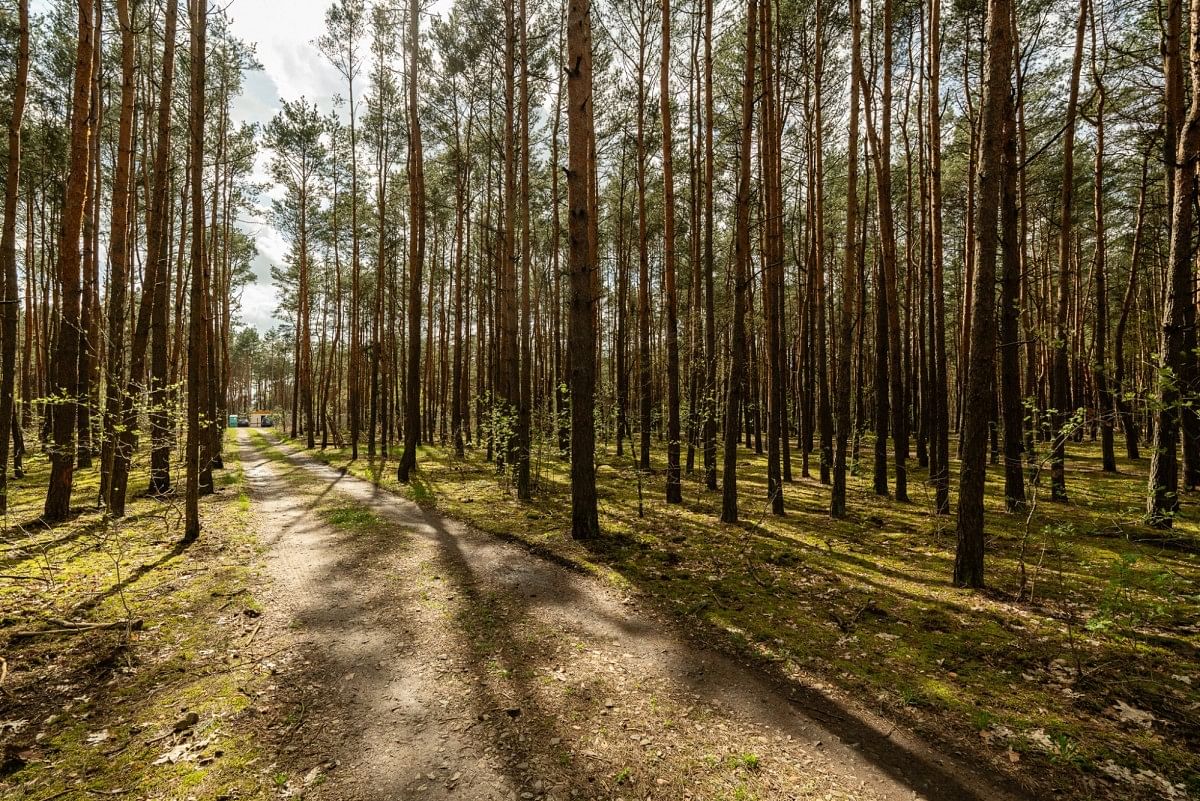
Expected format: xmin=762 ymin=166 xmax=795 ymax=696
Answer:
xmin=0 ymin=573 xmax=51 ymax=583
xmin=243 ymin=619 xmax=263 ymax=646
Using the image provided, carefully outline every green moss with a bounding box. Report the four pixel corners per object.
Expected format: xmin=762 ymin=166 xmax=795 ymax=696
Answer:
xmin=2 ymin=428 xmax=276 ymax=800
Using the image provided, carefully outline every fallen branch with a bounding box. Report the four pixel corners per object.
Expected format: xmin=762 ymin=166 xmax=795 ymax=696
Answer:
xmin=243 ymin=619 xmax=263 ymax=646
xmin=0 ymin=573 xmax=51 ymax=583
xmin=10 ymin=619 xmax=143 ymax=639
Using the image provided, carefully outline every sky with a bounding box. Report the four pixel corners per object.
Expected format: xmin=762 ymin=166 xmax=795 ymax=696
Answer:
xmin=226 ymin=0 xmax=347 ymax=333
xmin=228 ymin=0 xmax=453 ymax=332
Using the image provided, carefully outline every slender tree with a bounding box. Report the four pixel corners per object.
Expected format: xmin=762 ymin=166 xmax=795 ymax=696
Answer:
xmin=99 ymin=0 xmax=139 ymax=513
xmin=1148 ymin=0 xmax=1200 ymax=527
xmin=661 ymin=0 xmax=682 ymax=504
xmin=955 ymin=0 xmax=1012 ymax=588
xmin=832 ymin=0 xmax=860 ymax=519
xmin=184 ymin=0 xmax=209 ymax=541
xmin=720 ymin=0 xmax=757 ymax=525
xmin=927 ymin=0 xmax=949 ymax=514
xmin=397 ymin=0 xmax=425 ymax=484
xmin=565 ymin=0 xmax=600 ymax=539
xmin=0 ymin=0 xmax=29 ymax=516
xmin=1048 ymin=0 xmax=1087 ymax=502
xmin=44 ymin=0 xmax=97 ymax=523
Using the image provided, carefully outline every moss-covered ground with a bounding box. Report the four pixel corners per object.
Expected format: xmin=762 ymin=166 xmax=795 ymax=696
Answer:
xmin=292 ymin=430 xmax=1200 ymax=801
xmin=1 ymin=429 xmax=277 ymax=800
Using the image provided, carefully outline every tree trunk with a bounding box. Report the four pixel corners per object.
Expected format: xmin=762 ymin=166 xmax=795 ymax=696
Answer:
xmin=1148 ymin=0 xmax=1200 ymax=527
xmin=662 ymin=0 xmax=682 ymax=504
xmin=955 ymin=0 xmax=1012 ymax=588
xmin=720 ymin=0 xmax=757 ymax=525
xmin=859 ymin=0 xmax=908 ymax=502
xmin=1114 ymin=152 xmax=1147 ymax=461
xmin=701 ymin=0 xmax=717 ymax=491
xmin=1048 ymin=0 xmax=1087 ymax=502
xmin=565 ymin=0 xmax=600 ymax=539
xmin=0 ymin=0 xmax=29 ymax=515
xmin=832 ymin=0 xmax=860 ymax=519
xmin=100 ymin=0 xmax=138 ymax=514
xmin=184 ymin=0 xmax=208 ymax=542
xmin=397 ymin=0 xmax=425 ymax=484
xmin=517 ymin=0 xmax=533 ymax=499
xmin=928 ymin=0 xmax=950 ymax=514
xmin=998 ymin=33 xmax=1025 ymax=512
xmin=44 ymin=0 xmax=97 ymax=524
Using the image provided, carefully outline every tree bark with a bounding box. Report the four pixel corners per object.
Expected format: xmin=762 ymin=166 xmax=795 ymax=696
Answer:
xmin=0 ymin=0 xmax=29 ymax=516
xmin=565 ymin=0 xmax=600 ymax=539
xmin=720 ymin=0 xmax=757 ymax=525
xmin=100 ymin=0 xmax=138 ymax=514
xmin=44 ymin=0 xmax=97 ymax=524
xmin=397 ymin=0 xmax=425 ymax=484
xmin=832 ymin=0 xmax=860 ymax=519
xmin=1148 ymin=0 xmax=1200 ymax=527
xmin=955 ymin=0 xmax=1012 ymax=588
xmin=184 ymin=0 xmax=209 ymax=542
xmin=661 ymin=0 xmax=682 ymax=504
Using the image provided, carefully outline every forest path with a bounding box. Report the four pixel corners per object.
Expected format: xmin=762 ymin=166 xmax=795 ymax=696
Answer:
xmin=238 ymin=429 xmax=1021 ymax=801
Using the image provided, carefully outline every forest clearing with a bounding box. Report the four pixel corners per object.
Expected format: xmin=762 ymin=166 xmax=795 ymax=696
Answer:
xmin=4 ymin=0 xmax=1200 ymax=798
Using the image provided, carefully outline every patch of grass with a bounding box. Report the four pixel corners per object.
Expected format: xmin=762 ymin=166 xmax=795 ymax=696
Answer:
xmin=1 ymin=427 xmax=275 ymax=800
xmin=323 ymin=505 xmax=380 ymax=530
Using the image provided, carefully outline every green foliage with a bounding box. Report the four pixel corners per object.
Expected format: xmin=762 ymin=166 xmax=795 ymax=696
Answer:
xmin=1087 ymin=553 xmax=1177 ymax=635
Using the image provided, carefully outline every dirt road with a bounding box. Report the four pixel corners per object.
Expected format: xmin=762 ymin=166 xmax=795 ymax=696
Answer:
xmin=238 ymin=429 xmax=1022 ymax=801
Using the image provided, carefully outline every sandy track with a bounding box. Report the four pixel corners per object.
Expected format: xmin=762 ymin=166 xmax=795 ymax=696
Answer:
xmin=238 ymin=429 xmax=1024 ymax=801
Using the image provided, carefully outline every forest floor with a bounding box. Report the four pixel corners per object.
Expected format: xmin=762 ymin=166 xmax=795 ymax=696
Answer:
xmin=296 ymin=429 xmax=1200 ymax=801
xmin=1 ymin=426 xmax=1197 ymax=801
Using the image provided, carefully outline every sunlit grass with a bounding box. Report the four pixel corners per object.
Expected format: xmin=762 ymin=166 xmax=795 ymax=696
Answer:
xmin=1 ymin=428 xmax=273 ymax=799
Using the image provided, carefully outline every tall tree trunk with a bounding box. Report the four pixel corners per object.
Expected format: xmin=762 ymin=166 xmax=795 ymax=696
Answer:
xmin=998 ymin=27 xmax=1025 ymax=512
xmin=1114 ymin=152 xmax=1147 ymax=461
xmin=0 ymin=0 xmax=29 ymax=515
xmin=565 ymin=0 xmax=600 ymax=539
xmin=761 ymin=0 xmax=784 ymax=514
xmin=517 ymin=0 xmax=533 ymax=499
xmin=635 ymin=2 xmax=653 ymax=473
xmin=662 ymin=0 xmax=682 ymax=503
xmin=1148 ymin=0 xmax=1199 ymax=527
xmin=44 ymin=0 xmax=97 ymax=524
xmin=927 ymin=0 xmax=950 ymax=514
xmin=832 ymin=0 xmax=860 ymax=519
xmin=955 ymin=0 xmax=1012 ymax=588
xmin=701 ymin=0 xmax=717 ymax=491
xmin=860 ymin=0 xmax=908 ymax=502
xmin=1048 ymin=0 xmax=1087 ymax=502
xmin=184 ymin=0 xmax=208 ymax=542
xmin=397 ymin=0 xmax=425 ymax=484
xmin=76 ymin=12 xmax=101 ymax=474
xmin=1090 ymin=2 xmax=1115 ymax=473
xmin=720 ymin=0 xmax=757 ymax=525
xmin=100 ymin=0 xmax=138 ymax=514
xmin=149 ymin=13 xmax=180 ymax=495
